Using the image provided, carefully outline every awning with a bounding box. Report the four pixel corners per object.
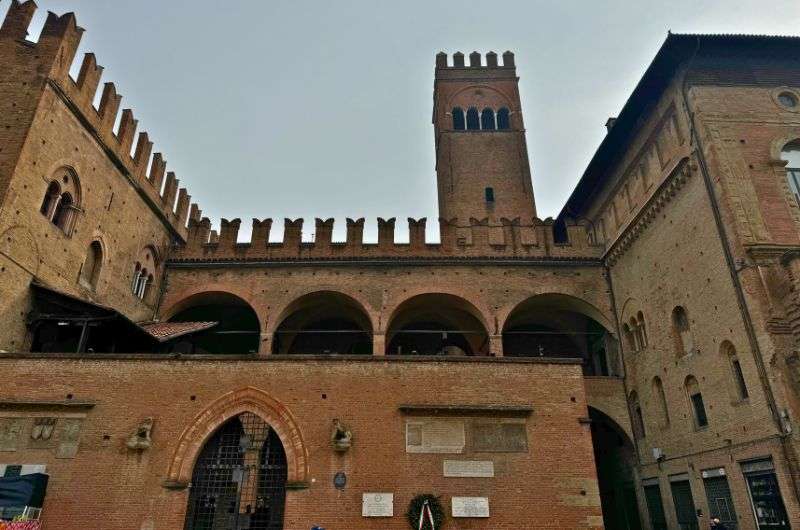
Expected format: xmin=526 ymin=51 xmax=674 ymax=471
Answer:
xmin=139 ymin=321 xmax=218 ymax=342
xmin=0 ymin=473 xmax=48 ymax=508
xmin=27 ymin=281 xmax=217 ymax=352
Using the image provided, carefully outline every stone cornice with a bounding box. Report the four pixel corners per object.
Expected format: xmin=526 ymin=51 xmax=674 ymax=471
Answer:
xmin=605 ymin=156 xmax=694 ymax=266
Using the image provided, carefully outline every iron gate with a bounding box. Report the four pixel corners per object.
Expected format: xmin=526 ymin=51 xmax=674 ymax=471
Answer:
xmin=670 ymin=479 xmax=699 ymax=530
xmin=644 ymin=484 xmax=668 ymax=530
xmin=184 ymin=413 xmax=287 ymax=530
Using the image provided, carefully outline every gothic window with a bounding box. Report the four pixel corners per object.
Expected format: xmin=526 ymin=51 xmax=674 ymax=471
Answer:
xmin=40 ymin=181 xmax=61 ymax=218
xmin=44 ymin=169 xmax=81 ymax=236
xmin=466 ymin=107 xmax=480 ymax=130
xmin=652 ymin=376 xmax=670 ymax=427
xmin=132 ymin=246 xmax=159 ymax=303
xmin=637 ymin=311 xmax=648 ymax=347
xmin=780 ymin=140 xmax=800 ymax=208
xmin=629 ymin=317 xmax=641 ymax=350
xmin=721 ymin=341 xmax=749 ymax=400
xmin=497 ymin=107 xmax=510 ymax=129
xmin=452 ymin=107 xmax=465 ymax=130
xmin=672 ymin=306 xmax=693 ymax=357
xmin=629 ymin=391 xmax=646 ymax=439
xmin=80 ymin=241 xmax=103 ymax=291
xmin=685 ymin=375 xmax=708 ymax=428
xmin=481 ymin=108 xmax=496 ymax=130
xmin=623 ymin=323 xmax=636 ymax=352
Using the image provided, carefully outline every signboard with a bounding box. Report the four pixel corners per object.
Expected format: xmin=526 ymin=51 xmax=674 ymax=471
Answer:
xmin=452 ymin=497 xmax=490 ymax=518
xmin=443 ymin=460 xmax=494 ymax=478
xmin=362 ymin=493 xmax=393 ymax=517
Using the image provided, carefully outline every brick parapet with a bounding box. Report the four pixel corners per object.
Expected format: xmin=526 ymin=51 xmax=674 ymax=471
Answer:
xmin=172 ymin=216 xmax=604 ymax=261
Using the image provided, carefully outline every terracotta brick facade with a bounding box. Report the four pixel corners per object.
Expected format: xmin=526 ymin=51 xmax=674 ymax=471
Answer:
xmin=2 ymin=3 xmax=800 ymax=530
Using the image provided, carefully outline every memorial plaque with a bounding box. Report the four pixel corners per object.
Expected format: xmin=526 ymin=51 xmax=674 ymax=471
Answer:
xmin=471 ymin=421 xmax=527 ymax=452
xmin=406 ymin=419 xmax=465 ymax=454
xmin=452 ymin=497 xmax=490 ymax=518
xmin=443 ymin=460 xmax=495 ymax=478
xmin=0 ymin=418 xmax=24 ymax=452
xmin=56 ymin=418 xmax=83 ymax=459
xmin=362 ymin=493 xmax=393 ymax=517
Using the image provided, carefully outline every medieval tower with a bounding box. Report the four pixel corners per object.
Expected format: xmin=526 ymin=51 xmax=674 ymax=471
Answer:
xmin=433 ymin=51 xmax=537 ymax=223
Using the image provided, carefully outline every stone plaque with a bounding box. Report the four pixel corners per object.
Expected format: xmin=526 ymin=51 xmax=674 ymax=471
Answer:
xmin=471 ymin=422 xmax=527 ymax=453
xmin=452 ymin=497 xmax=490 ymax=518
xmin=444 ymin=460 xmax=495 ymax=478
xmin=0 ymin=419 xmax=24 ymax=452
xmin=406 ymin=419 xmax=465 ymax=454
xmin=56 ymin=418 xmax=83 ymax=459
xmin=362 ymin=493 xmax=393 ymax=517
xmin=28 ymin=418 xmax=58 ymax=449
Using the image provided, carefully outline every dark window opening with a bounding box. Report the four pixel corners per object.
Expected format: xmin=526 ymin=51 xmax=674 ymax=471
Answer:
xmin=169 ymin=292 xmax=260 ymax=355
xmin=691 ymin=393 xmax=708 ymax=428
xmin=466 ymin=107 xmax=480 ymax=130
xmin=40 ymin=181 xmax=60 ymax=218
xmin=485 ymin=187 xmax=495 ymax=203
xmin=732 ymin=359 xmax=749 ymax=399
xmin=52 ymin=192 xmax=73 ymax=232
xmin=497 ymin=107 xmax=510 ymax=129
xmin=481 ymin=108 xmax=495 ymax=130
xmin=452 ymin=107 xmax=465 ymax=130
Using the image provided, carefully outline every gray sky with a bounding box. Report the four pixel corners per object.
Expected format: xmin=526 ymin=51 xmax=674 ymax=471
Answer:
xmin=13 ymin=0 xmax=800 ymax=242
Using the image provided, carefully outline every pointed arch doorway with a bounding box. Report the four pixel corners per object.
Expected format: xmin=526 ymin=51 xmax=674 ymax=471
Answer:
xmin=184 ymin=413 xmax=287 ymax=530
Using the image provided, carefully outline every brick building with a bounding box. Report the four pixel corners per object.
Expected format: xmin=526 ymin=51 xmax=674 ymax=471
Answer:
xmin=0 ymin=2 xmax=799 ymax=529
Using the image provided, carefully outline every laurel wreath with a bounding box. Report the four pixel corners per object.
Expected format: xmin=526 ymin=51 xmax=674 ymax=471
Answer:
xmin=406 ymin=494 xmax=445 ymax=530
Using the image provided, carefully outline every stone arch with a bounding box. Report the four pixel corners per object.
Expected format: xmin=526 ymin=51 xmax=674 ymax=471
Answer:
xmin=446 ymin=84 xmax=515 ymax=112
xmin=271 ymin=290 xmax=375 ymax=355
xmin=382 ymin=287 xmax=492 ymax=334
xmin=166 ymin=387 xmax=308 ymax=487
xmin=384 ymin=292 xmax=490 ymax=356
xmin=268 ymin=287 xmax=378 ymax=338
xmin=500 ymin=293 xmax=618 ymax=373
xmin=769 ymin=133 xmax=800 ymax=163
xmin=161 ymin=284 xmax=261 ymax=322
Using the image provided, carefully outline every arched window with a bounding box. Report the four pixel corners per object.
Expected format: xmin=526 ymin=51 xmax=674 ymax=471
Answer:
xmin=52 ymin=192 xmax=73 ymax=232
xmin=135 ymin=268 xmax=149 ymax=299
xmin=685 ymin=375 xmax=708 ymax=429
xmin=40 ymin=181 xmax=61 ymax=218
xmin=652 ymin=376 xmax=670 ymax=427
xmin=131 ymin=263 xmax=142 ymax=294
xmin=497 ymin=107 xmax=510 ymax=129
xmin=637 ymin=312 xmax=648 ymax=347
xmin=781 ymin=140 xmax=800 ymax=207
xmin=622 ymin=323 xmax=636 ymax=352
xmin=672 ymin=306 xmax=693 ymax=357
xmin=629 ymin=317 xmax=641 ymax=351
xmin=721 ymin=341 xmax=749 ymax=400
xmin=80 ymin=241 xmax=103 ymax=291
xmin=629 ymin=391 xmax=646 ymax=439
xmin=481 ymin=108 xmax=496 ymax=130
xmin=466 ymin=107 xmax=480 ymax=130
xmin=452 ymin=107 xmax=465 ymax=130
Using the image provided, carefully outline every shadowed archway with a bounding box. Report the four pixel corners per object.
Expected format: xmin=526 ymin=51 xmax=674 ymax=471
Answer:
xmin=272 ymin=291 xmax=373 ymax=355
xmin=385 ymin=293 xmax=489 ymax=356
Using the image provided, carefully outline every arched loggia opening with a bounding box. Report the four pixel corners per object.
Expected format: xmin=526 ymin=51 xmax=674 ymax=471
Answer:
xmin=184 ymin=413 xmax=287 ymax=530
xmin=386 ymin=293 xmax=489 ymax=356
xmin=502 ymin=294 xmax=618 ymax=376
xmin=589 ymin=407 xmax=643 ymax=530
xmin=167 ymin=292 xmax=260 ymax=354
xmin=272 ymin=291 xmax=372 ymax=355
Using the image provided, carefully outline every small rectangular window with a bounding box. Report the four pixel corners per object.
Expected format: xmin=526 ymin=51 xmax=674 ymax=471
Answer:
xmin=691 ymin=393 xmax=708 ymax=427
xmin=485 ymin=187 xmax=495 ymax=203
xmin=732 ymin=359 xmax=749 ymax=399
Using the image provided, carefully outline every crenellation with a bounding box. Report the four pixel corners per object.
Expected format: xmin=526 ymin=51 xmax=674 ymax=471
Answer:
xmin=175 ymin=188 xmax=190 ymax=226
xmin=161 ymin=171 xmax=178 ymax=210
xmin=469 ymin=51 xmax=481 ymax=67
xmin=377 ymin=217 xmax=396 ymax=248
xmin=0 ymin=0 xmax=37 ymax=40
xmin=170 ymin=216 xmax=598 ymax=261
xmin=116 ymin=108 xmax=138 ymax=155
xmin=75 ymin=52 xmax=102 ymax=101
xmin=0 ymin=3 xmax=199 ymax=241
xmin=435 ymin=50 xmax=515 ymax=70
xmin=251 ymin=218 xmax=273 ymax=246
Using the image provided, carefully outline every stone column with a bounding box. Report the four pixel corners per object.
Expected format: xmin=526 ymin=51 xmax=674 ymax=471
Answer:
xmin=489 ymin=334 xmax=504 ymax=357
xmin=373 ymin=334 xmax=386 ymax=356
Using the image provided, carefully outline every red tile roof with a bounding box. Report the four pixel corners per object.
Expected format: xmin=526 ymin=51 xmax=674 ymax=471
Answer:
xmin=140 ymin=321 xmax=217 ymax=342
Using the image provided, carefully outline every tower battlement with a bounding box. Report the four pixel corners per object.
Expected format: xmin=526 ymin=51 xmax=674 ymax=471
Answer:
xmin=171 ymin=216 xmax=602 ymax=262
xmin=435 ymin=51 xmax=516 ymax=71
xmin=0 ymin=0 xmax=200 ymax=240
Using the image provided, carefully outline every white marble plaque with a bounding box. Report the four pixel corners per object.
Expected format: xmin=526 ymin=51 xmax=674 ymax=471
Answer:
xmin=452 ymin=497 xmax=490 ymax=518
xmin=444 ymin=460 xmax=495 ymax=478
xmin=362 ymin=493 xmax=393 ymax=517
